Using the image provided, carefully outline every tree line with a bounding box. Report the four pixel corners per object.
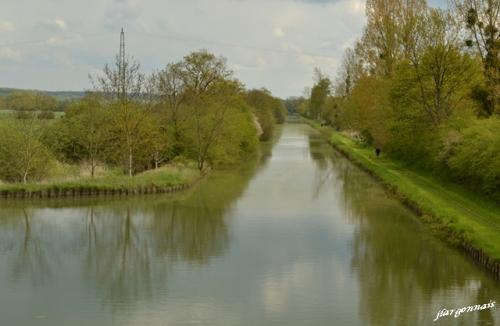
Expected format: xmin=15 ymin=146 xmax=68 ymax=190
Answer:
xmin=298 ymin=0 xmax=499 ymax=198
xmin=0 ymin=91 xmax=72 ymax=113
xmin=0 ymin=50 xmax=286 ymax=183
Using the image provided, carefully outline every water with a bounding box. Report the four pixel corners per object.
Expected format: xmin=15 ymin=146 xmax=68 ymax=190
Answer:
xmin=0 ymin=124 xmax=498 ymax=325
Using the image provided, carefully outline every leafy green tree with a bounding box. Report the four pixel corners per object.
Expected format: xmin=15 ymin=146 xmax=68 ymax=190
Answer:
xmin=454 ymin=0 xmax=499 ymax=115
xmin=245 ymin=88 xmax=277 ymax=141
xmin=66 ymin=95 xmax=110 ymax=177
xmin=153 ymin=62 xmax=191 ymax=156
xmin=361 ymin=0 xmax=427 ymax=76
xmin=175 ymin=50 xmax=257 ymax=170
xmin=309 ymin=69 xmax=331 ymax=120
xmin=107 ymin=101 xmax=158 ymax=176
xmin=0 ymin=117 xmax=54 ymax=183
xmin=391 ymin=10 xmax=483 ymax=125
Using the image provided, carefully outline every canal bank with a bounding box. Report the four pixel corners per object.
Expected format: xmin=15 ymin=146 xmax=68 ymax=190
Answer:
xmin=306 ymin=119 xmax=500 ymax=278
xmin=0 ymin=123 xmax=498 ymax=325
xmin=0 ymin=164 xmax=207 ymax=199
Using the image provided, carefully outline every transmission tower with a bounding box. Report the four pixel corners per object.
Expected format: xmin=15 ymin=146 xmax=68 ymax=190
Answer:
xmin=119 ymin=27 xmax=126 ymax=100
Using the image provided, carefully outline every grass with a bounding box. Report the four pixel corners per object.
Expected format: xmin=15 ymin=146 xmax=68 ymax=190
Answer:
xmin=0 ymin=163 xmax=202 ymax=195
xmin=325 ymin=127 xmax=500 ymax=262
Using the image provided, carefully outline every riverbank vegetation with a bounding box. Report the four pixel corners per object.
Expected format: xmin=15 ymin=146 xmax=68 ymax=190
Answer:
xmin=310 ymin=121 xmax=500 ymax=265
xmin=299 ymin=0 xmax=499 ymax=201
xmin=298 ymin=0 xmax=500 ymax=273
xmin=0 ymin=48 xmax=285 ymax=193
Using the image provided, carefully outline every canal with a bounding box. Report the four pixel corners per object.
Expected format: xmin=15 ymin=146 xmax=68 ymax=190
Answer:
xmin=0 ymin=124 xmax=498 ymax=325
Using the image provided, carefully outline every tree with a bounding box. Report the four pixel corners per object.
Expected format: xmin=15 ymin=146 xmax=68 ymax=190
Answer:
xmin=153 ymin=62 xmax=190 ymax=155
xmin=107 ymin=102 xmax=157 ymax=176
xmin=0 ymin=117 xmax=54 ymax=183
xmin=65 ymin=94 xmax=110 ymax=177
xmin=177 ymin=50 xmax=244 ymax=170
xmin=187 ymin=79 xmax=247 ymax=171
xmin=335 ymin=46 xmax=364 ymax=97
xmin=454 ymin=0 xmax=499 ymax=115
xmin=90 ymin=54 xmax=145 ymax=103
xmin=4 ymin=91 xmax=58 ymax=111
xmin=396 ymin=9 xmax=482 ymax=124
xmin=245 ymin=88 xmax=279 ymax=141
xmin=309 ymin=68 xmax=331 ymax=120
xmin=361 ymin=0 xmax=427 ymax=76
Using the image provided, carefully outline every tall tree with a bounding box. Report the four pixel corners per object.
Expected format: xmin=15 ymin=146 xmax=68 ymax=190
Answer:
xmin=179 ymin=51 xmax=237 ymax=170
xmin=309 ymin=68 xmax=331 ymax=120
xmin=154 ymin=62 xmax=190 ymax=154
xmin=65 ymin=94 xmax=109 ymax=177
xmin=361 ymin=0 xmax=427 ymax=76
xmin=0 ymin=116 xmax=53 ymax=183
xmin=108 ymin=102 xmax=157 ymax=176
xmin=454 ymin=0 xmax=499 ymax=115
xmin=398 ymin=9 xmax=480 ymax=124
xmin=90 ymin=55 xmax=145 ymax=103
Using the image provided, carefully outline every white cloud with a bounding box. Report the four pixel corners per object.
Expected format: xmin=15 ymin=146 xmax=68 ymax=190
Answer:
xmin=0 ymin=20 xmax=14 ymax=32
xmin=0 ymin=47 xmax=21 ymax=61
xmin=0 ymin=0 xmax=366 ymax=97
xmin=43 ymin=19 xmax=67 ymax=31
xmin=273 ymin=27 xmax=285 ymax=38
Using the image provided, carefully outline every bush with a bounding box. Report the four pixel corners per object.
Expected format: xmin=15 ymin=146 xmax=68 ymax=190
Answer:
xmin=444 ymin=117 xmax=500 ymax=196
xmin=37 ymin=110 xmax=55 ymax=119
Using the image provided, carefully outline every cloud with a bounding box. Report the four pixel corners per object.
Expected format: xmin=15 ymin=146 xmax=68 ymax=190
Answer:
xmin=294 ymin=0 xmax=341 ymax=3
xmin=0 ymin=47 xmax=21 ymax=61
xmin=0 ymin=0 xmax=365 ymax=97
xmin=0 ymin=20 xmax=14 ymax=32
xmin=273 ymin=27 xmax=285 ymax=38
xmin=42 ymin=19 xmax=67 ymax=31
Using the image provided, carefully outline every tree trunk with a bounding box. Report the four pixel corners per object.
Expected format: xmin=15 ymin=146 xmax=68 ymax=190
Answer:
xmin=128 ymin=148 xmax=133 ymax=177
xmin=197 ymin=157 xmax=204 ymax=171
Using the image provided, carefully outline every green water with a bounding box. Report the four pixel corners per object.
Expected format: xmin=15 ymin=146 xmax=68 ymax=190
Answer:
xmin=0 ymin=124 xmax=498 ymax=325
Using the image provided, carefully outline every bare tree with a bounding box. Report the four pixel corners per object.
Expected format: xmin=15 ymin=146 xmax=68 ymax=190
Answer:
xmin=90 ymin=55 xmax=145 ymax=103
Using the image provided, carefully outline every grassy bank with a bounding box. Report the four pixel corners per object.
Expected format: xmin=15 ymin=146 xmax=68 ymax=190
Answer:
xmin=306 ymin=120 xmax=500 ymax=276
xmin=0 ymin=164 xmax=204 ymax=199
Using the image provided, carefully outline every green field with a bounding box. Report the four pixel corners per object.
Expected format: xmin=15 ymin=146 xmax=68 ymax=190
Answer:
xmin=323 ymin=127 xmax=500 ymax=262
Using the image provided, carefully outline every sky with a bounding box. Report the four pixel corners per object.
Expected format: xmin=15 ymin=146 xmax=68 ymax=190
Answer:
xmin=0 ymin=0 xmax=444 ymax=98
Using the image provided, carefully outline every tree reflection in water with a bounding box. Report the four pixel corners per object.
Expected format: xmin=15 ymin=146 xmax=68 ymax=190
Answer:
xmin=0 ymin=208 xmax=55 ymax=286
xmin=307 ymin=131 xmax=499 ymax=325
xmin=0 ymin=137 xmax=275 ymax=309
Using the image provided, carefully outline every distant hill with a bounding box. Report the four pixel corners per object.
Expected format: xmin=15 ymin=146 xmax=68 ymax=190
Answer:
xmin=0 ymin=87 xmax=85 ymax=101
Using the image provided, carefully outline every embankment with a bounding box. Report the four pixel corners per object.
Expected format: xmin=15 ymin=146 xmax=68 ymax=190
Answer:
xmin=306 ymin=119 xmax=500 ymax=278
xmin=0 ymin=165 xmax=208 ymax=199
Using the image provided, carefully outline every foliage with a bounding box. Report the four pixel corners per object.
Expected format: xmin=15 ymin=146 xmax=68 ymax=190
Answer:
xmin=326 ymin=128 xmax=500 ymax=261
xmin=303 ymin=0 xmax=499 ymax=199
xmin=444 ymin=117 xmax=500 ymax=194
xmin=454 ymin=0 xmax=499 ymax=115
xmin=308 ymin=69 xmax=331 ymax=120
xmin=245 ymin=88 xmax=280 ymax=141
xmin=0 ymin=49 xmax=278 ymax=185
xmin=0 ymin=117 xmax=55 ymax=183
xmin=1 ymin=91 xmax=59 ymax=111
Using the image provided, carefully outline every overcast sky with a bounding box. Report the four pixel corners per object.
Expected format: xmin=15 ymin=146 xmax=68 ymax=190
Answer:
xmin=0 ymin=0 xmax=445 ymax=98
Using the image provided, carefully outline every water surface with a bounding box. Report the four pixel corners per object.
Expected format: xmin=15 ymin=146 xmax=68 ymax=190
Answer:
xmin=0 ymin=124 xmax=499 ymax=325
